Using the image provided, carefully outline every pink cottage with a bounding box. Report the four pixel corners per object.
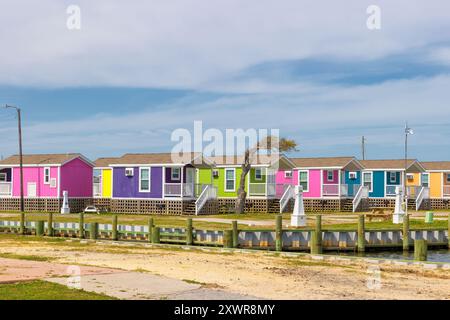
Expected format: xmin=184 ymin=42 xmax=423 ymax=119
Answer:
xmin=0 ymin=154 xmax=94 ymax=199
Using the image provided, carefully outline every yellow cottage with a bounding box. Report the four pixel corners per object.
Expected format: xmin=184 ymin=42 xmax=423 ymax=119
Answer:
xmin=421 ymin=162 xmax=450 ymax=200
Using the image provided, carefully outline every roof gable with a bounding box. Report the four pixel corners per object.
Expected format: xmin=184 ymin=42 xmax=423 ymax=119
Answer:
xmin=360 ymin=159 xmax=425 ymax=172
xmin=290 ymin=157 xmax=361 ymax=170
xmin=421 ymin=161 xmax=450 ymax=171
xmin=0 ymin=153 xmax=93 ymax=167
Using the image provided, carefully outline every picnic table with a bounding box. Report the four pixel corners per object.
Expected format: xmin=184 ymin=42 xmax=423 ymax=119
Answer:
xmin=365 ymin=208 xmax=393 ymax=222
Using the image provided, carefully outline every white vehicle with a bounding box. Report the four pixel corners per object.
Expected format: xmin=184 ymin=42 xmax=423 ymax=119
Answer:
xmin=83 ymin=205 xmax=100 ymax=214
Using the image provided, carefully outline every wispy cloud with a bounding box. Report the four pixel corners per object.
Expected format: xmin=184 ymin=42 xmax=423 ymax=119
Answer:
xmin=2 ymin=75 xmax=450 ymax=160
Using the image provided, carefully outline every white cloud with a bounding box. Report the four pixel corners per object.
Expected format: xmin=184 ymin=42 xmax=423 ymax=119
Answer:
xmin=429 ymin=47 xmax=450 ymax=66
xmin=2 ymin=75 xmax=450 ymax=160
xmin=1 ymin=0 xmax=450 ymax=89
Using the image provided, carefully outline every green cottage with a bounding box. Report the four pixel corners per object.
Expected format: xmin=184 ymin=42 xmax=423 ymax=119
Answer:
xmin=196 ymin=154 xmax=295 ymax=213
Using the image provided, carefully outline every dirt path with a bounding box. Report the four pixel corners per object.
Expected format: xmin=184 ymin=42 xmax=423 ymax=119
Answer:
xmin=0 ymin=257 xmax=120 ymax=283
xmin=0 ymin=256 xmax=254 ymax=300
xmin=0 ymin=237 xmax=449 ymax=300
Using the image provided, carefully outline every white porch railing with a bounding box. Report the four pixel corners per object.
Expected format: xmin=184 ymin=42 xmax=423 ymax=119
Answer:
xmin=406 ymin=186 xmax=422 ymax=199
xmin=352 ymin=186 xmax=369 ymax=212
xmin=444 ymin=186 xmax=450 ymax=197
xmin=386 ymin=185 xmax=398 ymax=196
xmin=0 ymin=182 xmax=11 ymax=196
xmin=279 ymin=185 xmax=294 ymax=213
xmin=164 ymin=183 xmax=194 ymax=197
xmin=322 ymin=184 xmax=339 ymax=196
xmin=276 ymin=184 xmax=290 ymax=198
xmin=195 ymin=185 xmax=217 ymax=215
xmin=323 ymin=184 xmax=360 ymax=197
xmin=249 ymin=183 xmax=276 ymax=197
xmin=415 ymin=187 xmax=429 ymax=211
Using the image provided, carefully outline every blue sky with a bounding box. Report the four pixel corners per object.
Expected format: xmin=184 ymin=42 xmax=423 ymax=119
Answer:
xmin=1 ymin=1 xmax=450 ymax=161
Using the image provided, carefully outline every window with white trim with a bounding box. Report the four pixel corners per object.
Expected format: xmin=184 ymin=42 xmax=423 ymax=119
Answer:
xmin=284 ymin=171 xmax=292 ymax=179
xmin=0 ymin=173 xmax=6 ymax=182
xmin=363 ymin=172 xmax=373 ymax=192
xmin=298 ymin=171 xmax=309 ymax=192
xmin=421 ymin=173 xmax=429 ymax=187
xmin=225 ymin=169 xmax=235 ymax=192
xmin=171 ymin=168 xmax=181 ymax=181
xmin=327 ymin=170 xmax=334 ymax=182
xmin=255 ymin=168 xmax=263 ymax=181
xmin=389 ymin=172 xmax=397 ymax=184
xmin=44 ymin=167 xmax=50 ymax=184
xmin=446 ymin=173 xmax=450 ymax=183
xmin=139 ymin=167 xmax=151 ymax=192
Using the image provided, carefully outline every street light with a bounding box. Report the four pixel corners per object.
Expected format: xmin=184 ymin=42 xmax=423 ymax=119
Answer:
xmin=4 ymin=105 xmax=24 ymax=213
xmin=404 ymin=122 xmax=414 ymax=215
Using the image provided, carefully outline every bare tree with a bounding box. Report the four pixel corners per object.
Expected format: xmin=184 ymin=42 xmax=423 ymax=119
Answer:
xmin=235 ymin=137 xmax=298 ymax=214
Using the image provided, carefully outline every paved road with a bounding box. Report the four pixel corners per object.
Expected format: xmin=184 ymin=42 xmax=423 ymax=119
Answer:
xmin=47 ymin=272 xmax=257 ymax=300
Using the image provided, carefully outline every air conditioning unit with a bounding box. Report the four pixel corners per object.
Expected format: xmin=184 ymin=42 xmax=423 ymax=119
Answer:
xmin=349 ymin=172 xmax=357 ymax=180
xmin=407 ymin=173 xmax=414 ymax=180
xmin=125 ymin=168 xmax=134 ymax=177
xmin=212 ymin=170 xmax=219 ymax=178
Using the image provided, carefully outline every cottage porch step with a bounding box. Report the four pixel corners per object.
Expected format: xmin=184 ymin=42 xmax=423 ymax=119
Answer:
xmin=340 ymin=199 xmax=354 ymax=212
xmin=267 ymin=199 xmax=280 ymax=214
xmin=183 ymin=200 xmax=196 ymax=215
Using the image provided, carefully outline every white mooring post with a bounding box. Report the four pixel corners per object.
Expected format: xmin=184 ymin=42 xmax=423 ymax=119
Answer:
xmin=61 ymin=190 xmax=70 ymax=214
xmin=393 ymin=186 xmax=405 ymax=224
xmin=291 ymin=185 xmax=307 ymax=227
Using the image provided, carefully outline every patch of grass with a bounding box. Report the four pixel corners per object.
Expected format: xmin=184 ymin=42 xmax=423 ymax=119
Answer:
xmin=0 ymin=253 xmax=54 ymax=262
xmin=283 ymin=257 xmax=355 ymax=269
xmin=0 ymin=280 xmax=116 ymax=300
xmin=182 ymin=279 xmax=208 ymax=286
xmin=324 ymin=219 xmax=447 ymax=231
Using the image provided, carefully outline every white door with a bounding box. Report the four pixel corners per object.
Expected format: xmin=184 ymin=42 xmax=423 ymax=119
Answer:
xmin=186 ymin=168 xmax=195 ymax=197
xmin=27 ymin=182 xmax=37 ymax=197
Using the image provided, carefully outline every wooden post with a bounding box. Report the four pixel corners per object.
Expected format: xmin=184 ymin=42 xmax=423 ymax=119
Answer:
xmin=232 ymin=220 xmax=239 ymax=248
xmin=414 ymin=239 xmax=427 ymax=261
xmin=36 ymin=221 xmax=44 ymax=236
xmin=186 ymin=218 xmax=193 ymax=245
xmin=112 ymin=215 xmax=118 ymax=241
xmin=403 ymin=213 xmax=410 ymax=251
xmin=314 ymin=215 xmax=322 ymax=254
xmin=310 ymin=231 xmax=318 ymax=254
xmin=151 ymin=226 xmax=160 ymax=244
xmin=223 ymin=230 xmax=233 ymax=248
xmin=148 ymin=217 xmax=153 ymax=243
xmin=357 ymin=214 xmax=365 ymax=252
xmin=47 ymin=212 xmax=53 ymax=237
xmin=275 ymin=215 xmax=283 ymax=251
xmin=19 ymin=212 xmax=25 ymax=235
xmin=79 ymin=212 xmax=84 ymax=239
xmin=448 ymin=213 xmax=450 ymax=249
xmin=90 ymin=222 xmax=98 ymax=240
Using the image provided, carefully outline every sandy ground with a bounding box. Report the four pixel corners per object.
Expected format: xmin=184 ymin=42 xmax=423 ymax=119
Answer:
xmin=0 ymin=256 xmax=254 ymax=300
xmin=0 ymin=237 xmax=449 ymax=300
xmin=0 ymin=257 xmax=120 ymax=283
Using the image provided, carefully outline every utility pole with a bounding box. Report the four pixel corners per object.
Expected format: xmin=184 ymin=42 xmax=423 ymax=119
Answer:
xmin=4 ymin=105 xmax=24 ymax=212
xmin=361 ymin=136 xmax=366 ymax=160
xmin=404 ymin=123 xmax=414 ymax=215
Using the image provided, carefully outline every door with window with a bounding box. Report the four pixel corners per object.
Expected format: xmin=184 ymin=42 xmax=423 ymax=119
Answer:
xmin=185 ymin=167 xmax=195 ymax=197
xmin=27 ymin=182 xmax=37 ymax=197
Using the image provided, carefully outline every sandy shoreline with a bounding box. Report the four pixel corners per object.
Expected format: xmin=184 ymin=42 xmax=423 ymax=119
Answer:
xmin=0 ymin=237 xmax=449 ymax=300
